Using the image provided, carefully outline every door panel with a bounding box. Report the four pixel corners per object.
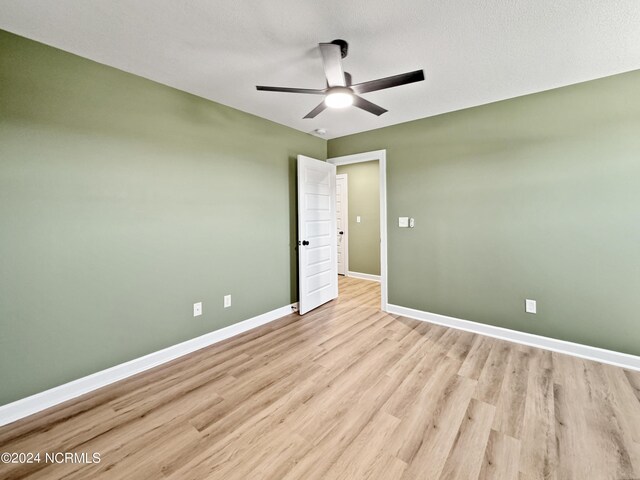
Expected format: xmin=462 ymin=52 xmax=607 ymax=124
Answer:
xmin=298 ymin=155 xmax=338 ymax=315
xmin=336 ymin=174 xmax=348 ymax=275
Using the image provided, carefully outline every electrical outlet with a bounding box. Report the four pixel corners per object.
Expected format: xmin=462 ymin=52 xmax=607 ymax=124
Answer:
xmin=224 ymin=295 xmax=231 ymax=308
xmin=525 ymin=299 xmax=537 ymax=314
xmin=193 ymin=302 xmax=202 ymax=317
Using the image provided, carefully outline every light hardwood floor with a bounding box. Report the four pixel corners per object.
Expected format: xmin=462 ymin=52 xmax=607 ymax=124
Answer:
xmin=1 ymin=276 xmax=640 ymax=479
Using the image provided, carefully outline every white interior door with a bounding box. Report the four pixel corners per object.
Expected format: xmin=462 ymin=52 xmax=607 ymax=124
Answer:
xmin=336 ymin=174 xmax=348 ymax=275
xmin=298 ymin=155 xmax=338 ymax=315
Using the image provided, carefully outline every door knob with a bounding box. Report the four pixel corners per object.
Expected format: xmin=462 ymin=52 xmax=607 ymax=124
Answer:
xmin=339 ymin=231 xmax=344 ymax=235
xmin=302 ymin=240 xmax=310 ymax=246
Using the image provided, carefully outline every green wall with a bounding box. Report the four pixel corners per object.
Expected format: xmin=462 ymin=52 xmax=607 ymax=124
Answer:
xmin=329 ymin=69 xmax=640 ymax=356
xmin=336 ymin=161 xmax=380 ymax=276
xmin=0 ymin=30 xmax=325 ymax=405
xmin=2 ymin=27 xmax=639 ymax=408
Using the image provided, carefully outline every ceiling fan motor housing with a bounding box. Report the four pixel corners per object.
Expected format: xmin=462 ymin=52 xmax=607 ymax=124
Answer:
xmin=331 ymin=39 xmax=349 ymax=58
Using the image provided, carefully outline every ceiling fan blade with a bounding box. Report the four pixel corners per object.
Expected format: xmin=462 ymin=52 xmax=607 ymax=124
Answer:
xmin=319 ymin=43 xmax=346 ymax=87
xmin=303 ymin=101 xmax=328 ymax=119
xmin=353 ymin=96 xmax=388 ymax=116
xmin=351 ymin=69 xmax=424 ymax=95
xmin=256 ymin=86 xmax=326 ymax=94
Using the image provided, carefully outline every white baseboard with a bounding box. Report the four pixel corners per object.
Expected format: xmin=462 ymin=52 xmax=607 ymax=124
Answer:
xmin=386 ymin=304 xmax=640 ymax=372
xmin=347 ymin=271 xmax=381 ymax=282
xmin=0 ymin=303 xmax=298 ymax=427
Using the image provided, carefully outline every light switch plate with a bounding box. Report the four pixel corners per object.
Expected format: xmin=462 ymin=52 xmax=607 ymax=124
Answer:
xmin=193 ymin=302 xmax=202 ymax=317
xmin=525 ymin=299 xmax=537 ymax=314
xmin=398 ymin=217 xmax=409 ymax=228
xmin=224 ymin=295 xmax=231 ymax=308
xmin=356 ymin=216 xmax=361 ymax=223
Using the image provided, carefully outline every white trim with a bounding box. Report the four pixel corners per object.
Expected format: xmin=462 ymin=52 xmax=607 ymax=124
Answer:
xmin=347 ymin=271 xmax=381 ymax=282
xmin=328 ymin=150 xmax=388 ymax=311
xmin=0 ymin=303 xmax=298 ymax=427
xmin=387 ymin=304 xmax=640 ymax=372
xmin=336 ymin=173 xmax=349 ymax=276
xmin=329 ymin=150 xmax=386 ymax=166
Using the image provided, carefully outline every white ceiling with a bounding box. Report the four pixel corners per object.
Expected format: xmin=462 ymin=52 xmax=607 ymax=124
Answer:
xmin=1 ymin=0 xmax=640 ymax=139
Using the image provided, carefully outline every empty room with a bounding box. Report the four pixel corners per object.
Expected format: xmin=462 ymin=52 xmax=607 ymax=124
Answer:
xmin=1 ymin=1 xmax=640 ymax=479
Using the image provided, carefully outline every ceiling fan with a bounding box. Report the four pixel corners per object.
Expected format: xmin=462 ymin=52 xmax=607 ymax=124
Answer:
xmin=256 ymin=39 xmax=425 ymax=119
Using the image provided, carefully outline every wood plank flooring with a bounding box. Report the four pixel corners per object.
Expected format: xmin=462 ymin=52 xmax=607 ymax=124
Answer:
xmin=1 ymin=276 xmax=639 ymax=479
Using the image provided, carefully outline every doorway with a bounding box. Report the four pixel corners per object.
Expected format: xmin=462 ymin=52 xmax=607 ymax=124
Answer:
xmin=335 ymin=161 xmax=381 ymax=281
xmin=328 ymin=150 xmax=388 ymax=311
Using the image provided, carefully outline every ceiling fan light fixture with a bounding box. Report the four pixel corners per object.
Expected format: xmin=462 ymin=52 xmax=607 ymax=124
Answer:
xmin=324 ymin=87 xmax=354 ymax=109
xmin=256 ymin=40 xmax=424 ymax=118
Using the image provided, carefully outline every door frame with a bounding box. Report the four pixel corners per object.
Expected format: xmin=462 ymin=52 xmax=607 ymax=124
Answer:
xmin=336 ymin=173 xmax=349 ymax=276
xmin=327 ymin=150 xmax=388 ymax=312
